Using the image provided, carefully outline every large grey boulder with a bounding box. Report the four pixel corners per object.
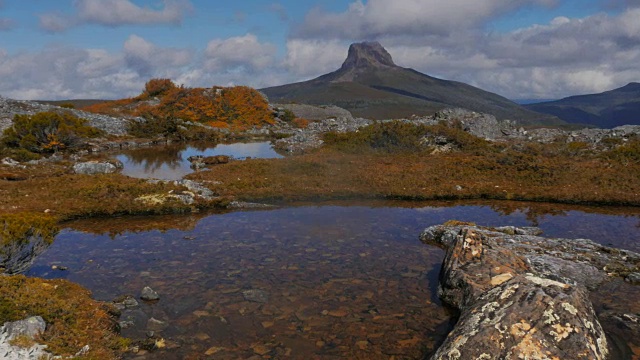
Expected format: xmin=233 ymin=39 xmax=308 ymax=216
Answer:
xmin=0 ymin=316 xmax=50 ymax=360
xmin=275 ymin=104 xmax=353 ymax=121
xmin=72 ymin=160 xmax=122 ymax=175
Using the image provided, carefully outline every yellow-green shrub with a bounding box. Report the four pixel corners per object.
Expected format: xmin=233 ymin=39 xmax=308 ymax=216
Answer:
xmin=2 ymin=112 xmax=103 ymax=154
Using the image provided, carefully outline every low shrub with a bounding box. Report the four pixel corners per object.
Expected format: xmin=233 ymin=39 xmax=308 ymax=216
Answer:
xmin=601 ymin=139 xmax=640 ymax=165
xmin=0 ymin=275 xmax=127 ymax=359
xmin=323 ymin=121 xmax=492 ymax=154
xmin=2 ymin=112 xmax=103 ymax=154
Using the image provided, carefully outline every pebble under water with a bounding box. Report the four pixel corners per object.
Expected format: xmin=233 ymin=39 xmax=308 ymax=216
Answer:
xmin=26 ymin=202 xmax=640 ymax=359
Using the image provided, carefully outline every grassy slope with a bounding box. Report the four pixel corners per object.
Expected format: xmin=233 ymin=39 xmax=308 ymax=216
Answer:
xmin=263 ymin=67 xmax=562 ymax=126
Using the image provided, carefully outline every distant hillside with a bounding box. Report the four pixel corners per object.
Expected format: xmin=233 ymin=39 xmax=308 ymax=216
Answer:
xmin=262 ymin=42 xmax=561 ymax=126
xmin=525 ymin=83 xmax=640 ymax=128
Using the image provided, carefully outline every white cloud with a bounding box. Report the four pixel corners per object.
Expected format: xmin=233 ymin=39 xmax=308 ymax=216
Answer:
xmin=205 ymin=34 xmax=277 ymax=72
xmin=283 ymin=39 xmax=347 ymax=77
xmin=286 ymin=4 xmax=640 ymax=99
xmin=39 ymin=0 xmax=192 ymax=32
xmin=39 ymin=13 xmax=75 ymax=32
xmin=294 ymin=0 xmax=558 ymax=39
xmin=123 ymin=35 xmax=192 ymax=77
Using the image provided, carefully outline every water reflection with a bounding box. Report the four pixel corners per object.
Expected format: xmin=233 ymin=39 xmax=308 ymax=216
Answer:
xmin=116 ymin=142 xmax=283 ymax=180
xmin=28 ymin=202 xmax=640 ymax=359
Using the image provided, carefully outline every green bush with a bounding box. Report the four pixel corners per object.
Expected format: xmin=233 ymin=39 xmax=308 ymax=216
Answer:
xmin=142 ymin=78 xmax=177 ymax=98
xmin=2 ymin=112 xmax=103 ymax=154
xmin=601 ymin=139 xmax=640 ymax=165
xmin=323 ymin=121 xmax=492 ymax=154
xmin=280 ymin=109 xmax=296 ymax=123
xmin=127 ymin=114 xmax=179 ymax=139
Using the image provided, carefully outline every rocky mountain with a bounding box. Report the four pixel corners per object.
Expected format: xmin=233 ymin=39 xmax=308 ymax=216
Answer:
xmin=262 ymin=42 xmax=561 ymax=126
xmin=525 ymin=82 xmax=640 ymax=128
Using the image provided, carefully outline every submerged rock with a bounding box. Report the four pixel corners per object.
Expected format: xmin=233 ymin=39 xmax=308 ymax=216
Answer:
xmin=140 ymin=286 xmax=160 ymax=301
xmin=420 ymin=224 xmax=640 ymax=359
xmin=242 ymin=289 xmax=269 ymax=303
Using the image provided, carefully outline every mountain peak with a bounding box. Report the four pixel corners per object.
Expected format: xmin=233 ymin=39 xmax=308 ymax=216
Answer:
xmin=341 ymin=42 xmax=396 ymax=70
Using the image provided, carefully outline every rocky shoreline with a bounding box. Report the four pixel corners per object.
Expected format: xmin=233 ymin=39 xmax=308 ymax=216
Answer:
xmin=420 ymin=223 xmax=640 ymax=359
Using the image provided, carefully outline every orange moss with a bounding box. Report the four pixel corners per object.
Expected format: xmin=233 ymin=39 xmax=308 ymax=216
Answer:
xmin=82 ymin=79 xmax=274 ymax=131
xmin=0 ymin=275 xmax=127 ymax=359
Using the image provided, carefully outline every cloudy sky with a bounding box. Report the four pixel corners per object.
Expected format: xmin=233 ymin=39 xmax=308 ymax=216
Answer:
xmin=1 ymin=0 xmax=639 ymax=101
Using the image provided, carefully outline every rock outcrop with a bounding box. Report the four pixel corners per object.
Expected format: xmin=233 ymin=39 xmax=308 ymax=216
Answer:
xmin=0 ymin=96 xmax=129 ymax=136
xmin=420 ymin=223 xmax=640 ymax=359
xmin=72 ymin=160 xmax=123 ymax=175
xmin=0 ymin=316 xmax=49 ymax=360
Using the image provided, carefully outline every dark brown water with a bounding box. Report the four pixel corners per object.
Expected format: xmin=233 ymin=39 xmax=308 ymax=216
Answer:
xmin=26 ymin=202 xmax=640 ymax=359
xmin=116 ymin=142 xmax=283 ymax=180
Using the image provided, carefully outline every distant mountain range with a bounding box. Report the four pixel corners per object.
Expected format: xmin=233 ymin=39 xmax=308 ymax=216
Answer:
xmin=525 ymin=83 xmax=640 ymax=128
xmin=262 ymin=42 xmax=561 ymax=126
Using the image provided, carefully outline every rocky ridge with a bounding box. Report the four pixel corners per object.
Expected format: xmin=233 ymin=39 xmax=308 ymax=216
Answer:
xmin=272 ymin=107 xmax=640 ymax=153
xmin=0 ymin=95 xmax=130 ymax=136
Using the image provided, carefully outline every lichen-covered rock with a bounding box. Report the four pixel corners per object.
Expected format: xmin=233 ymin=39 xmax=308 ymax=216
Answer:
xmin=72 ymin=160 xmax=122 ymax=175
xmin=0 ymin=316 xmax=50 ymax=360
xmin=419 ymin=224 xmax=639 ymax=359
xmin=431 ymin=275 xmax=609 ymax=360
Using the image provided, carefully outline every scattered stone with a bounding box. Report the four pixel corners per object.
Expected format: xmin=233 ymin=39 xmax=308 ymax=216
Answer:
xmin=252 ymin=344 xmax=270 ymax=355
xmin=146 ymin=318 xmax=167 ymax=332
xmin=228 ymin=201 xmax=274 ymax=209
xmin=242 ymin=289 xmax=269 ymax=303
xmin=75 ymin=345 xmax=90 ymax=357
xmin=626 ymin=272 xmax=640 ymax=284
xmin=1 ymin=158 xmax=25 ymax=168
xmin=326 ymin=309 xmax=349 ymax=317
xmin=119 ymin=321 xmax=134 ymax=329
xmin=140 ymin=286 xmax=160 ymax=301
xmin=202 ymin=155 xmax=230 ymax=165
xmin=205 ymin=346 xmax=224 ymax=356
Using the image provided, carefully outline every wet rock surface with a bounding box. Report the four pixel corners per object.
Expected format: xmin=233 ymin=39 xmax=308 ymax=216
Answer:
xmin=140 ymin=286 xmax=160 ymax=301
xmin=420 ymin=223 xmax=640 ymax=359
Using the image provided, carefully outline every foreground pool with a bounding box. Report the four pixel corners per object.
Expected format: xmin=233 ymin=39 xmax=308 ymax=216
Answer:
xmin=26 ymin=202 xmax=640 ymax=359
